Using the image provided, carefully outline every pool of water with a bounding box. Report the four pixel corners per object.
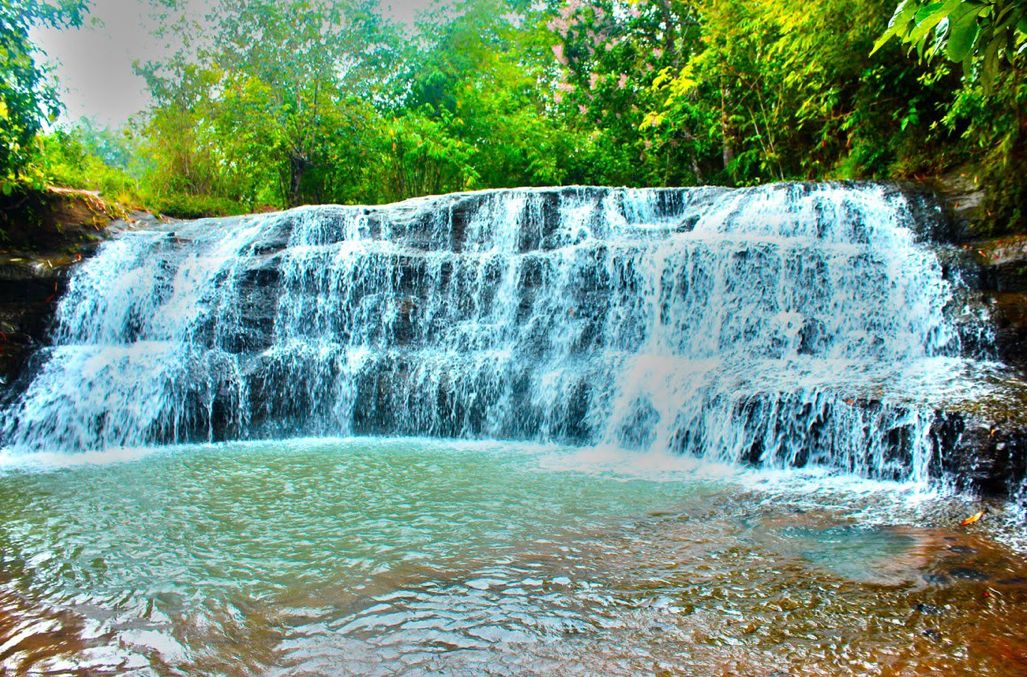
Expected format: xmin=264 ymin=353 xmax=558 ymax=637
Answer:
xmin=1 ymin=438 xmax=1026 ymax=675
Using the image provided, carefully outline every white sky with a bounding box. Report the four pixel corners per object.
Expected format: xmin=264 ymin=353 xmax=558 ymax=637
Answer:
xmin=32 ymin=0 xmax=439 ymax=128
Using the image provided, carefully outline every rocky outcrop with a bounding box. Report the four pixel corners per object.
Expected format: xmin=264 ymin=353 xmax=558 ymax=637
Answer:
xmin=0 ymin=188 xmax=162 ymax=387
xmin=0 ymin=254 xmax=75 ymax=387
xmin=959 ymin=236 xmax=1027 ymax=372
xmin=914 ymin=175 xmax=1027 ymax=504
xmin=2 ymin=182 xmax=1027 ymax=507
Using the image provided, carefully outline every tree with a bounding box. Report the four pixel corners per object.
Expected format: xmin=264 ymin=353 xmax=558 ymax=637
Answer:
xmin=393 ymin=0 xmax=576 ymax=196
xmin=875 ymin=0 xmax=1026 ymax=86
xmin=544 ymin=0 xmax=951 ymax=187
xmin=546 ymin=0 xmax=706 ymax=185
xmin=139 ymin=0 xmax=404 ymax=208
xmin=0 ymin=0 xmax=87 ymax=185
xmin=649 ymin=0 xmax=951 ymax=184
xmin=877 ymin=0 xmax=1027 ymax=233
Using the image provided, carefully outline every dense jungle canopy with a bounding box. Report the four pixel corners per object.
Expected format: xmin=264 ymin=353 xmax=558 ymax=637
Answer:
xmin=2 ymin=0 xmax=1025 ymax=232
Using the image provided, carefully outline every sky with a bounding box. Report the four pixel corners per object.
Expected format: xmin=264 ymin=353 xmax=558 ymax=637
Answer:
xmin=32 ymin=0 xmax=439 ymax=128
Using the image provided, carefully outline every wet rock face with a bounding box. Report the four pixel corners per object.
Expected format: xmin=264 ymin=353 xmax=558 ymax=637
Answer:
xmin=962 ymin=424 xmax=1027 ymax=498
xmin=0 ymin=258 xmax=68 ymax=388
xmin=966 ymin=237 xmax=1027 ymax=372
xmin=914 ymin=192 xmax=1027 ymax=500
xmin=926 ymin=172 xmax=1027 ymax=371
xmin=0 ymin=189 xmax=141 ymax=390
xmin=2 ymin=183 xmax=1027 ymax=501
xmin=846 ymin=180 xmax=1027 ymax=501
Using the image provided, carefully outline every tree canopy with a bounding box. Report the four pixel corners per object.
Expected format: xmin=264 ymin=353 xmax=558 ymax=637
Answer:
xmin=6 ymin=0 xmax=1026 ymax=233
xmin=0 ymin=0 xmax=86 ymax=189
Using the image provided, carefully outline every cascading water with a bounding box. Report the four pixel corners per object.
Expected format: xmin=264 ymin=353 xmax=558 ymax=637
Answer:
xmin=0 ymin=184 xmax=997 ymax=483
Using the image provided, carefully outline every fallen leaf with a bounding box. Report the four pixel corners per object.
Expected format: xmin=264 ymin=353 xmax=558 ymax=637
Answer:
xmin=961 ymin=510 xmax=986 ymax=527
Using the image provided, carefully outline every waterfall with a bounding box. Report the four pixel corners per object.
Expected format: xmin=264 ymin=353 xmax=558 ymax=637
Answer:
xmin=0 ymin=184 xmax=997 ymax=482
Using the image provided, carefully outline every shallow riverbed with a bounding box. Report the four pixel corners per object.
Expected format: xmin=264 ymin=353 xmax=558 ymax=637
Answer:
xmin=1 ymin=438 xmax=1026 ymax=675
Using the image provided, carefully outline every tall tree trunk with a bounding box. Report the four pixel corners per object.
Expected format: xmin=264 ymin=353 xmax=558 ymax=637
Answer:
xmin=720 ymin=86 xmax=734 ymax=175
xmin=288 ymin=152 xmax=311 ymax=207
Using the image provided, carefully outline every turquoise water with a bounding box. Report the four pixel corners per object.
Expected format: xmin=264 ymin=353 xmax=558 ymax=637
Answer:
xmin=0 ymin=438 xmax=712 ymax=600
xmin=1 ymin=439 xmax=1026 ymax=675
xmin=0 ymin=439 xmax=716 ymax=673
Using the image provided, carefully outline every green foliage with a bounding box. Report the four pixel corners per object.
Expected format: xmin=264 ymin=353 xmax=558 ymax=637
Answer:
xmin=0 ymin=0 xmax=87 ymax=187
xmin=542 ymin=0 xmax=707 ymax=185
xmin=136 ymin=0 xmax=398 ymax=209
xmin=6 ymin=0 xmax=1025 ymax=234
xmin=393 ymin=0 xmax=581 ymax=193
xmin=145 ymin=192 xmax=248 ymax=219
xmin=941 ymin=63 xmax=1026 ymax=234
xmin=875 ymin=0 xmax=1026 ymax=233
xmin=29 ymin=121 xmax=145 ymax=204
xmin=875 ymin=0 xmax=1026 ymax=87
xmin=543 ymin=0 xmax=959 ymax=186
xmin=129 ymin=0 xmax=587 ymax=212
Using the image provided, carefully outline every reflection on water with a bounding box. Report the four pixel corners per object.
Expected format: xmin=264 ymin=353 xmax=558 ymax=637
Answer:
xmin=776 ymin=524 xmax=921 ymax=584
xmin=1 ymin=438 xmax=1026 ymax=675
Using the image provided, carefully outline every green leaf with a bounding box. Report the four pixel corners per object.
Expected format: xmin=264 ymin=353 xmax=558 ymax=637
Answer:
xmin=894 ymin=0 xmax=922 ymax=29
xmin=981 ymin=32 xmax=1003 ymax=91
xmin=872 ymin=0 xmax=921 ymax=54
xmin=908 ymin=0 xmax=964 ymax=44
xmin=914 ymin=1 xmax=944 ymax=24
xmin=946 ymin=9 xmax=981 ymax=61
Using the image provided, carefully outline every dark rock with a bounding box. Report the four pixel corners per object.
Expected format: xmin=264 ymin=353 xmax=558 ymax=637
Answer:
xmin=0 ymin=259 xmax=74 ymax=388
xmin=2 ymin=182 xmax=1026 ymax=504
xmin=919 ymin=170 xmax=987 ymax=244
xmin=948 ymin=567 xmax=989 ymax=581
xmin=941 ymin=420 xmax=1027 ymax=498
xmin=0 ymin=192 xmax=171 ymax=391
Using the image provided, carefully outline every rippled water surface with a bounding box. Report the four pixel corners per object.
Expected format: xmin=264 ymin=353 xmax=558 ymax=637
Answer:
xmin=2 ymin=438 xmax=1026 ymax=675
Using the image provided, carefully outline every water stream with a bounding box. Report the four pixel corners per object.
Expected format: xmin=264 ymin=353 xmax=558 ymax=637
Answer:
xmin=0 ymin=184 xmax=1000 ymax=479
xmin=1 ymin=184 xmax=1024 ymax=674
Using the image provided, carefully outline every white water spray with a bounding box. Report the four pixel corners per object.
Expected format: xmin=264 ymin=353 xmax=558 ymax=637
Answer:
xmin=1 ymin=184 xmax=993 ymax=483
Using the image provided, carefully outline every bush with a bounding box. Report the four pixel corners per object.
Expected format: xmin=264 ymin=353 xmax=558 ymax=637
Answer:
xmin=33 ymin=128 xmax=144 ymax=207
xmin=145 ymin=193 xmax=248 ymax=219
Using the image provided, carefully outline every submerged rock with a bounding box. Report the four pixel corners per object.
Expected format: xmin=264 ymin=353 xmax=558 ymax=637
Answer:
xmin=949 ymin=567 xmax=990 ymax=581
